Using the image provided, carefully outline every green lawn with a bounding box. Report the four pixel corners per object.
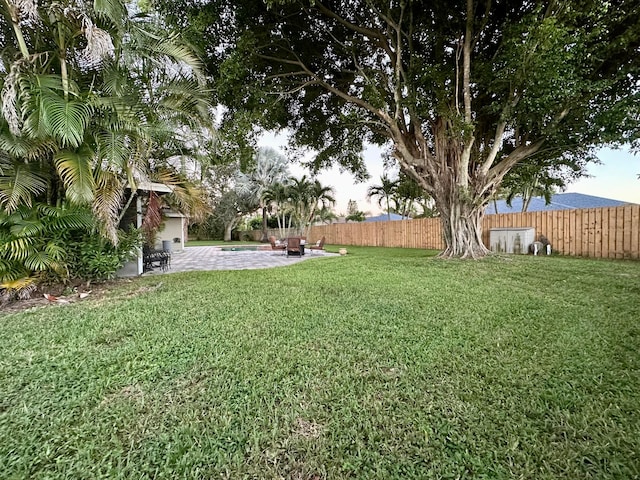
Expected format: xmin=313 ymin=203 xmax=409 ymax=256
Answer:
xmin=1 ymin=248 xmax=639 ymax=479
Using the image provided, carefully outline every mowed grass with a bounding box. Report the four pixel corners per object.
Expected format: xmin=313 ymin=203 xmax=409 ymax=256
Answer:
xmin=1 ymin=248 xmax=639 ymax=479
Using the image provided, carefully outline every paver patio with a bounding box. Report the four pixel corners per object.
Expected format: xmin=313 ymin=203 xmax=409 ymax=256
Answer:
xmin=148 ymin=246 xmax=339 ymax=274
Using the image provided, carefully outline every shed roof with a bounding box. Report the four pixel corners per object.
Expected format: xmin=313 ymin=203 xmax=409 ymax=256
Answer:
xmin=126 ymin=182 xmax=174 ymax=194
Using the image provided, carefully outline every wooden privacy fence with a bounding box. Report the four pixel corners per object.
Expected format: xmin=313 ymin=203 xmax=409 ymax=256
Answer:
xmin=308 ymin=204 xmax=640 ymax=259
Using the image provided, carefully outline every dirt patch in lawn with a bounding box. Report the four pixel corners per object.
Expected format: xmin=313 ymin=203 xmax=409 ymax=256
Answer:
xmin=0 ymin=279 xmax=128 ymax=315
xmin=292 ymin=417 xmax=324 ymax=439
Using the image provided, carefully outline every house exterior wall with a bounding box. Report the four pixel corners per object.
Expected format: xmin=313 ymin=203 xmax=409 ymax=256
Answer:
xmin=156 ymin=216 xmax=185 ymax=251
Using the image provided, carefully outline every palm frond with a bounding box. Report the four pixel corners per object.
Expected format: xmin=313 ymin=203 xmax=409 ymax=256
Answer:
xmin=44 ymin=241 xmax=66 ymax=261
xmin=141 ymin=190 xmax=162 ymax=243
xmin=21 ymin=76 xmax=84 ymax=142
xmin=99 ymin=66 xmax=129 ymax=97
xmin=93 ymin=170 xmax=124 ymax=244
xmin=30 ymin=74 xmax=70 ymax=92
xmin=0 ymin=160 xmax=49 ymax=212
xmin=34 ymin=203 xmax=63 ymax=218
xmin=0 ymin=127 xmax=56 ymax=159
xmin=44 ymin=207 xmax=95 ymax=231
xmin=94 ymin=130 xmax=130 ymax=170
xmin=93 ymin=0 xmax=127 ymax=29
xmin=157 ymin=80 xmax=212 ymax=119
xmin=91 ymin=95 xmax=149 ymax=137
xmin=129 ymin=25 xmax=205 ymax=83
xmin=0 ymin=276 xmax=36 ymax=296
xmin=40 ymin=90 xmax=91 ymax=148
xmin=9 ymin=218 xmax=45 ymax=238
xmin=54 ymin=148 xmax=96 ymax=204
xmin=164 ymin=180 xmax=210 ymax=221
xmin=23 ymin=250 xmax=52 ymax=271
xmin=1 ymin=237 xmax=37 ymax=261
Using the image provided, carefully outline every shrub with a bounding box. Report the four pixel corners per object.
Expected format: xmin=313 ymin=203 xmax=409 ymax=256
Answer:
xmin=248 ymin=215 xmax=293 ymax=230
xmin=188 ymin=216 xmax=225 ymax=240
xmin=0 ymin=204 xmax=95 ymax=291
xmin=248 ymin=216 xmax=262 ymax=230
xmin=65 ymin=228 xmax=141 ymax=282
xmin=0 ymin=205 xmax=141 ymax=294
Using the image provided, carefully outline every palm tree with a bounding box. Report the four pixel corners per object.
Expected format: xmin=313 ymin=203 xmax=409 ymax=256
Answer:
xmin=391 ymin=173 xmax=423 ymax=219
xmin=505 ymin=175 xmax=554 ymax=213
xmin=284 ymin=176 xmax=335 ymax=237
xmin=314 ymin=205 xmax=338 ymax=225
xmin=235 ymin=147 xmax=290 ymax=241
xmin=502 ymin=163 xmax=563 ymax=213
xmin=345 ymin=199 xmax=366 ymax=222
xmin=262 ymin=181 xmax=293 ymax=240
xmin=305 ymin=180 xmax=335 ymax=236
xmin=367 ymin=174 xmax=398 ymax=220
xmin=287 ymin=175 xmax=313 ymax=234
xmin=0 ymin=0 xmax=211 ymax=241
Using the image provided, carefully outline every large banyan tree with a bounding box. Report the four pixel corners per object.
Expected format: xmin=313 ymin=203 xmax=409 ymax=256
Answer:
xmin=160 ymin=0 xmax=640 ymax=257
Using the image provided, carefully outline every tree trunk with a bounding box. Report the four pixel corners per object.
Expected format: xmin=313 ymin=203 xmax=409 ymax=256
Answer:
xmin=434 ymin=186 xmax=491 ymax=259
xmin=5 ymin=0 xmax=30 ymax=59
xmin=277 ymin=212 xmax=285 ymax=240
xmin=260 ymin=206 xmax=268 ymax=242
xmin=224 ymin=223 xmax=234 ymax=242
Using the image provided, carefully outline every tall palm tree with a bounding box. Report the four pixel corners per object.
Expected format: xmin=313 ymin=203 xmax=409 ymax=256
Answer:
xmin=287 ymin=176 xmax=313 ymax=232
xmin=367 ymin=174 xmax=398 ymax=220
xmin=262 ymin=181 xmax=293 ymax=240
xmin=280 ymin=175 xmax=335 ymax=237
xmin=235 ymin=147 xmax=290 ymax=241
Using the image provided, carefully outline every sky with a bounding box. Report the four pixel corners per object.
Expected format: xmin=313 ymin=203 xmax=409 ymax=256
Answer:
xmin=258 ymin=131 xmax=640 ymax=216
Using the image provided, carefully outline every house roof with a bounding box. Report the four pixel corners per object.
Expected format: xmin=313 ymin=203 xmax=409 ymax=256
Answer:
xmin=365 ymin=213 xmax=407 ymax=222
xmin=486 ymin=192 xmax=632 ymax=214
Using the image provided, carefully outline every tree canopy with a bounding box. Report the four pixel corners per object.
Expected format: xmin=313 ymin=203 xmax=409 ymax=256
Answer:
xmin=132 ymin=1 xmax=640 ymax=256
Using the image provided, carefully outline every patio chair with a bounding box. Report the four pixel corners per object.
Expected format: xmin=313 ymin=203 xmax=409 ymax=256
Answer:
xmin=269 ymin=236 xmax=286 ymax=254
xmin=286 ymin=237 xmax=302 ymax=257
xmin=309 ymin=236 xmax=326 ymax=253
xmin=143 ymin=245 xmax=171 ymax=272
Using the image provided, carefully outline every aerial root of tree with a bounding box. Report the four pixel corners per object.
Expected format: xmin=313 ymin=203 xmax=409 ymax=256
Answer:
xmin=437 ymin=199 xmax=491 ymax=259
